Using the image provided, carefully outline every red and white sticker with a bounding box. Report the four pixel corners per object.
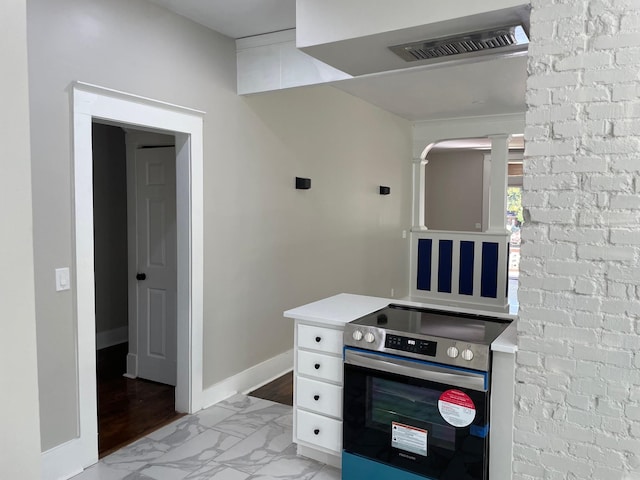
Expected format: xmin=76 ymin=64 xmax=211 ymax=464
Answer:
xmin=438 ymin=389 xmax=476 ymax=427
xmin=391 ymin=421 xmax=428 ymax=457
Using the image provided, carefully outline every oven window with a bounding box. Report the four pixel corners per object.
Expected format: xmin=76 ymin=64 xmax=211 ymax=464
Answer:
xmin=369 ymin=377 xmax=456 ymax=451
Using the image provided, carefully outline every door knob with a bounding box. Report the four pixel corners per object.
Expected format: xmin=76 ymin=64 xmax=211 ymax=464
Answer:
xmin=136 ymin=273 xmax=147 ymax=281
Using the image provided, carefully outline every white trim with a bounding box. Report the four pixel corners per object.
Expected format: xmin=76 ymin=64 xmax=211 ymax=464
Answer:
xmin=70 ymin=82 xmax=204 ymax=473
xmin=201 ymin=349 xmax=294 ymax=409
xmin=412 ymin=113 xmax=525 ymax=159
xmin=41 ymin=439 xmax=84 ymax=480
xmin=125 ymin=353 xmax=137 ymax=379
xmin=95 ymin=326 xmax=128 ymax=350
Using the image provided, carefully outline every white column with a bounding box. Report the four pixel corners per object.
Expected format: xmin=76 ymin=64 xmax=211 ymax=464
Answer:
xmin=487 ymin=134 xmax=511 ymax=233
xmin=412 ymin=157 xmax=427 ymax=229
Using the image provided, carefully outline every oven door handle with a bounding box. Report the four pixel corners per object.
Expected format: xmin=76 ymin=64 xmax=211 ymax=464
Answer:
xmin=344 ymin=349 xmax=487 ymax=392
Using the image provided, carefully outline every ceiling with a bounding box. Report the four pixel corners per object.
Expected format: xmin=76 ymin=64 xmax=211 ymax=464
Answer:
xmin=147 ymin=0 xmax=527 ymax=121
xmin=148 ymin=0 xmax=296 ymax=38
xmin=331 ymin=53 xmax=527 ymax=121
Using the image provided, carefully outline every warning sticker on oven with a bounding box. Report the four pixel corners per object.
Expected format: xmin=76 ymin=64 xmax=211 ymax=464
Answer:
xmin=391 ymin=422 xmax=428 ymax=457
xmin=438 ymin=389 xmax=476 ymax=427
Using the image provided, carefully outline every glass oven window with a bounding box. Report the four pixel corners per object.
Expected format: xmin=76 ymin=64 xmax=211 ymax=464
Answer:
xmin=369 ymin=377 xmax=456 ymax=451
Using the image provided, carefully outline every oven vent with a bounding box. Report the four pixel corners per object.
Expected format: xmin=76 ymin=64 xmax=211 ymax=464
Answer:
xmin=389 ymin=25 xmax=529 ymax=63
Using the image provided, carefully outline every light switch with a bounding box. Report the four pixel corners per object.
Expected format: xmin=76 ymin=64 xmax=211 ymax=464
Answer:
xmin=55 ymin=268 xmax=70 ymax=292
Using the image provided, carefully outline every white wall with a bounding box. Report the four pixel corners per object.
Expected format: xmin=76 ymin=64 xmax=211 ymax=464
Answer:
xmin=27 ymin=0 xmax=412 ymax=451
xmin=92 ymin=123 xmax=128 ymax=338
xmin=0 ymin=0 xmax=42 ymax=477
xmin=424 ymin=150 xmax=484 ymax=231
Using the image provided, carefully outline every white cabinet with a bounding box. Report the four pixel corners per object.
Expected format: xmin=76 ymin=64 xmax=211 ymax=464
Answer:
xmin=293 ymin=320 xmax=344 ymax=468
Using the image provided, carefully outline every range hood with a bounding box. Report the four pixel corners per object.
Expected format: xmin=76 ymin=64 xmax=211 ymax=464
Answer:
xmin=297 ymin=5 xmax=531 ymax=77
xmin=389 ymin=24 xmax=529 ymax=63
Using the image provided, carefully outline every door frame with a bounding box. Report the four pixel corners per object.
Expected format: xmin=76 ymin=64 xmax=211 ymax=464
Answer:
xmin=72 ymin=82 xmax=204 ymax=467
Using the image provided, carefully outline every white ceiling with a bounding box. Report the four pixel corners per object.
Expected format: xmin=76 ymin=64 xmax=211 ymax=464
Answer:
xmin=147 ymin=0 xmax=527 ymax=121
xmin=331 ymin=53 xmax=527 ymax=121
xmin=148 ymin=0 xmax=296 ymax=38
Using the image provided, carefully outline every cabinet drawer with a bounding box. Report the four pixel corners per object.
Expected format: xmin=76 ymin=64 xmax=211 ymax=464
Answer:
xmin=296 ymin=409 xmax=342 ymax=453
xmin=297 ymin=350 xmax=343 ymax=384
xmin=297 ymin=324 xmax=343 ymax=354
xmin=297 ymin=376 xmax=342 ymax=418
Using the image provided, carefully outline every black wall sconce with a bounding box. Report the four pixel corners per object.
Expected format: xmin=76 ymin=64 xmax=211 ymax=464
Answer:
xmin=379 ymin=186 xmax=391 ymax=195
xmin=296 ymin=177 xmax=311 ymax=189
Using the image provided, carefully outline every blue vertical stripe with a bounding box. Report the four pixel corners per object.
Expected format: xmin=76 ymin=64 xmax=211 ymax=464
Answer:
xmin=417 ymin=239 xmax=432 ymax=291
xmin=438 ymin=240 xmax=453 ymax=293
xmin=459 ymin=241 xmax=475 ymax=296
xmin=481 ymin=242 xmax=499 ymax=298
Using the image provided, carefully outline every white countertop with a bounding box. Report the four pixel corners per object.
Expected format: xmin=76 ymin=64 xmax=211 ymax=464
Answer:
xmin=284 ymin=293 xmax=390 ymax=327
xmin=284 ymin=293 xmax=517 ymax=354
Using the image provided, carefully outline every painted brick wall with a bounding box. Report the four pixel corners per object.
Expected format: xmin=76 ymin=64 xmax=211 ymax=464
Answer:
xmin=516 ymin=0 xmax=640 ymax=478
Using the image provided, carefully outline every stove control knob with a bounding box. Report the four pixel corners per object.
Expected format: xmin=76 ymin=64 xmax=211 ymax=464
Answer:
xmin=352 ymin=330 xmax=364 ymax=341
xmin=364 ymin=332 xmax=376 ymax=343
xmin=461 ymin=349 xmax=474 ymax=361
xmin=446 ymin=346 xmax=459 ymax=358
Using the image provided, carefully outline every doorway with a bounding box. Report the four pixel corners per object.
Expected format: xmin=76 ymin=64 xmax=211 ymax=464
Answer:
xmin=72 ymin=83 xmax=204 ymax=470
xmin=92 ymin=123 xmax=183 ymax=456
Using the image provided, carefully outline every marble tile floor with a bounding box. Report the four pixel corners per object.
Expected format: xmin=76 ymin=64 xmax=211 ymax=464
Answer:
xmin=72 ymin=394 xmax=340 ymax=480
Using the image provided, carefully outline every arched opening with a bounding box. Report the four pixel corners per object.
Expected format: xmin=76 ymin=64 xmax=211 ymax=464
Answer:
xmin=410 ymin=132 xmax=523 ymax=314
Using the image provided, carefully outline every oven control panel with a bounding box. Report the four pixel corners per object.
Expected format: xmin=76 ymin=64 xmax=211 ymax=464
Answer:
xmin=385 ymin=334 xmax=437 ymax=357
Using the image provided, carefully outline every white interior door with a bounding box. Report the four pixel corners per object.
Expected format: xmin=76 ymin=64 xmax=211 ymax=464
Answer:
xmin=135 ymin=146 xmax=177 ymax=386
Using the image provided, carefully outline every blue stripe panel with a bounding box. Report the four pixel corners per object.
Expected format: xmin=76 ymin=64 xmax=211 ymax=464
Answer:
xmin=343 ymin=451 xmax=433 ymax=480
xmin=459 ymin=241 xmax=475 ymax=296
xmin=417 ymin=239 xmax=432 ymax=291
xmin=437 ymin=240 xmax=453 ymax=293
xmin=470 ymin=424 xmax=490 ymax=438
xmin=481 ymin=242 xmax=499 ymax=298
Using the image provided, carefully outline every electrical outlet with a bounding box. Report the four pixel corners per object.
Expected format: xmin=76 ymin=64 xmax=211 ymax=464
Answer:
xmin=391 ymin=288 xmax=395 ymax=297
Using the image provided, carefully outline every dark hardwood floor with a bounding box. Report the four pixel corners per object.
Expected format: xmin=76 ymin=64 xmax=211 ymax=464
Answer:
xmin=97 ymin=345 xmax=293 ymax=458
xmin=248 ymin=371 xmax=293 ymax=406
xmin=97 ymin=343 xmax=184 ymax=458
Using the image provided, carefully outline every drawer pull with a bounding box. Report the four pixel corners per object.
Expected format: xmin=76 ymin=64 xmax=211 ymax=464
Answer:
xmin=314 ymin=394 xmax=320 ymax=401
xmin=314 ymin=363 xmax=320 ymax=370
xmin=315 ymin=336 xmax=322 ymax=343
xmin=314 ymin=429 xmax=320 ymax=435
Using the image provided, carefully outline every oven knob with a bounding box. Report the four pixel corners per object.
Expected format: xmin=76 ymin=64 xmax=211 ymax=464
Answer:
xmin=364 ymin=332 xmax=375 ymax=343
xmin=352 ymin=330 xmax=364 ymax=341
xmin=446 ymin=346 xmax=459 ymax=358
xmin=461 ymin=349 xmax=474 ymax=361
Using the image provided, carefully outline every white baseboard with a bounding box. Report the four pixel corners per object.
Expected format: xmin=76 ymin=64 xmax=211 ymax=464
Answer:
xmin=125 ymin=353 xmax=137 ymax=378
xmin=41 ymin=438 xmax=87 ymax=480
xmin=201 ymin=349 xmax=293 ymax=409
xmin=95 ymin=326 xmax=128 ymax=350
